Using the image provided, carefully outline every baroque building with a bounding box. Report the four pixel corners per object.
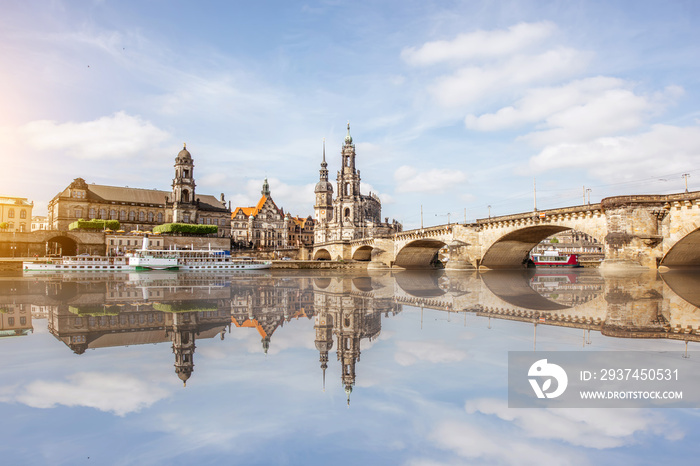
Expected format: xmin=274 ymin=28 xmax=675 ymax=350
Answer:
xmin=47 ymin=145 xmax=231 ymax=236
xmin=231 ymin=179 xmax=290 ymax=249
xmin=314 ymin=124 xmax=401 ymax=243
xmin=0 ymin=196 xmax=33 ymax=232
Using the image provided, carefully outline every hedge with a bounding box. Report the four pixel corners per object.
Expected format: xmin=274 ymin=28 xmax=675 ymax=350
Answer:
xmin=153 ymin=223 xmax=218 ymax=235
xmin=68 ymin=219 xmax=120 ymax=231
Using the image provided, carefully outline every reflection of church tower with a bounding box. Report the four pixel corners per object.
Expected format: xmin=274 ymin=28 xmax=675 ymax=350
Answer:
xmin=172 ymin=143 xmax=197 ymax=223
xmin=166 ymin=312 xmax=198 ymax=386
xmin=314 ymin=309 xmax=334 ymax=391
xmin=336 ymin=305 xmax=362 ymax=405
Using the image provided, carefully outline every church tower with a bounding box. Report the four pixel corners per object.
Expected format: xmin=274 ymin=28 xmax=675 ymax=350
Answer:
xmin=336 ymin=124 xmax=362 ymax=236
xmin=314 ymin=139 xmax=334 ymax=243
xmin=172 ymin=143 xmax=197 ymax=223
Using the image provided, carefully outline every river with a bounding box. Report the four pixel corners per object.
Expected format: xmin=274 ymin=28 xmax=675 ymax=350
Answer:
xmin=0 ymin=268 xmax=698 ymax=465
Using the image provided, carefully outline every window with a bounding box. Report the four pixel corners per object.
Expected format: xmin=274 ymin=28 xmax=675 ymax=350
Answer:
xmin=139 ymin=211 xmax=145 ymax=221
xmin=110 ymin=209 xmax=117 ymax=219
xmin=7 ymin=209 xmax=14 ymax=218
xmin=120 ymin=210 xmax=126 ymax=220
xmin=148 ymin=212 xmax=154 ymax=222
xmin=157 ymin=212 xmax=163 ymax=223
xmin=182 ymin=190 xmax=190 ymax=203
xmin=19 ymin=210 xmax=26 ymax=219
xmin=129 ymin=211 xmax=136 ymax=221
xmin=89 ymin=208 xmax=96 ymax=219
xmin=8 ymin=317 xmax=14 ymax=326
xmin=100 ymin=208 xmax=107 ymax=219
xmin=19 ymin=223 xmax=26 ymax=232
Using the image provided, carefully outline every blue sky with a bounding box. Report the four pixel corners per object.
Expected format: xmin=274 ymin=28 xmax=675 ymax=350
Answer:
xmin=2 ymin=0 xmax=700 ymax=228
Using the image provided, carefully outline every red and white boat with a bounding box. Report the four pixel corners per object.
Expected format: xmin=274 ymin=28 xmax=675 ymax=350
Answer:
xmin=530 ymin=249 xmax=581 ymax=267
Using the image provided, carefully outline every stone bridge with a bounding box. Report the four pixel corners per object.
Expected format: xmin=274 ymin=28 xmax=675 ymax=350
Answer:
xmin=0 ymin=230 xmax=105 ymax=257
xmin=312 ymin=191 xmax=700 ymax=270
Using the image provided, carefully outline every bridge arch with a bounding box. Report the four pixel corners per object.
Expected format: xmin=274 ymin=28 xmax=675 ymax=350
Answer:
xmin=314 ymin=248 xmax=332 ymax=260
xmin=46 ymin=234 xmax=79 ymax=256
xmin=661 ymin=224 xmax=700 ymax=267
xmin=394 ymin=239 xmax=446 ymax=269
xmin=480 ymin=225 xmax=572 ymax=269
xmin=352 ymin=246 xmax=373 ymax=261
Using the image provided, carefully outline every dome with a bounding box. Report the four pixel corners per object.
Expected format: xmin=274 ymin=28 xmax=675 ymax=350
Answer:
xmin=176 ymin=143 xmax=192 ymax=162
xmin=315 ymin=180 xmax=333 ymax=193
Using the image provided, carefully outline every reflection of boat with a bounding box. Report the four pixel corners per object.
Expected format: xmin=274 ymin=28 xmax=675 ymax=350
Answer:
xmin=530 ymin=249 xmax=581 ymax=267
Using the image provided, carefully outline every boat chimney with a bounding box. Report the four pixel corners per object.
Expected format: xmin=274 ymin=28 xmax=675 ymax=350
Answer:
xmin=142 ymin=235 xmax=150 ymax=251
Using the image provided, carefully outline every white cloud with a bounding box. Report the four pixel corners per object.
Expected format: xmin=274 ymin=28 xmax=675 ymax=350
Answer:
xmin=401 ymin=22 xmax=557 ymax=66
xmin=431 ymin=47 xmax=590 ymax=107
xmin=394 ymin=165 xmax=467 ymax=194
xmin=429 ymin=420 xmax=580 ymax=465
xmin=465 ymin=398 xmax=681 ymax=449
xmin=529 ymin=124 xmax=700 ymax=181
xmin=394 ymin=340 xmax=468 ymax=366
xmin=6 ymin=372 xmax=170 ymax=417
xmin=465 ymin=78 xmax=683 ymax=147
xmin=19 ymin=111 xmax=171 ymax=159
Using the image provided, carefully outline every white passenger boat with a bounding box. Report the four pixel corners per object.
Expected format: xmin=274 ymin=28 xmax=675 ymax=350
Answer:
xmin=129 ymin=248 xmax=271 ymax=271
xmin=24 ymin=236 xmax=271 ymax=273
xmin=23 ymin=255 xmax=133 ymax=272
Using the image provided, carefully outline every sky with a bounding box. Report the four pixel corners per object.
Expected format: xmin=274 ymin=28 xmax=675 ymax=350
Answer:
xmin=1 ymin=0 xmax=700 ymax=229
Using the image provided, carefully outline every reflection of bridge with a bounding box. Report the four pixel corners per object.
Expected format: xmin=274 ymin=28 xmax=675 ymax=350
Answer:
xmin=313 ymin=192 xmax=700 ymax=270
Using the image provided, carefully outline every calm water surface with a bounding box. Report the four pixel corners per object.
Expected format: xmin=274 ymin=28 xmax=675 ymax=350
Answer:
xmin=1 ymin=269 xmax=699 ymax=465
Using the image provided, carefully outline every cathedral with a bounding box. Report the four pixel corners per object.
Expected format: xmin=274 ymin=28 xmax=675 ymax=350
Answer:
xmin=314 ymin=123 xmax=401 ymax=243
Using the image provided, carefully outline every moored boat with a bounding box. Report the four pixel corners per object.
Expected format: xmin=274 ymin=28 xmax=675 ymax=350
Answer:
xmin=530 ymin=249 xmax=581 ymax=268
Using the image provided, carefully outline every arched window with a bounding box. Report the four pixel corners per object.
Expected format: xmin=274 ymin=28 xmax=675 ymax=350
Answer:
xmin=100 ymin=208 xmax=107 ymax=219
xmin=7 ymin=209 xmax=14 ymax=218
xmin=89 ymin=208 xmax=96 ymax=219
xmin=148 ymin=212 xmax=154 ymax=222
xmin=139 ymin=211 xmax=145 ymax=221
xmin=110 ymin=210 xmax=117 ymax=219
xmin=120 ymin=210 xmax=127 ymax=220
xmin=344 ymin=208 xmax=350 ymax=218
xmin=19 ymin=210 xmax=26 ymax=219
xmin=182 ymin=190 xmax=189 ymax=203
xmin=157 ymin=213 xmax=163 ymax=223
xmin=129 ymin=211 xmax=136 ymax=221
xmin=75 ymin=208 xmax=83 ymax=218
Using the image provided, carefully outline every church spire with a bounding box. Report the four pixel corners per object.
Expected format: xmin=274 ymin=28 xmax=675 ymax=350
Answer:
xmin=344 ymin=121 xmax=353 ymax=144
xmin=319 ymin=138 xmax=329 ymax=182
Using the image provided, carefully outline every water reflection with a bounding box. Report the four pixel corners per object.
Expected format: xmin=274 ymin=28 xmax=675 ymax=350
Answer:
xmin=2 ymin=269 xmax=700 ymax=464
xmin=2 ymin=269 xmax=700 ymax=392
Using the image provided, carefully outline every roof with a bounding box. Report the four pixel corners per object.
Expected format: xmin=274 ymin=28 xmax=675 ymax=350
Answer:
xmin=0 ymin=197 xmax=32 ymax=206
xmin=54 ymin=182 xmax=228 ymax=212
xmin=231 ymin=195 xmax=283 ymax=220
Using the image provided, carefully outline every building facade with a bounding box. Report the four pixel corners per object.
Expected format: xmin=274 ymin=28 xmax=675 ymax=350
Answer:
xmin=231 ymin=179 xmax=290 ymax=249
xmin=287 ymin=215 xmax=315 ymax=247
xmin=31 ymin=216 xmax=48 ymax=232
xmin=314 ymin=124 xmax=401 ymax=243
xmin=47 ymin=145 xmax=231 ymax=236
xmin=0 ymin=196 xmax=33 ymax=232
